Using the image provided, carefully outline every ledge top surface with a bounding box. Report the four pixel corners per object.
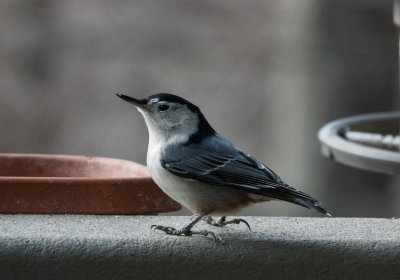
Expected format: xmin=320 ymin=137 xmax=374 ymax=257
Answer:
xmin=2 ymin=215 xmax=400 ymax=279
xmin=1 ymin=215 xmax=399 ymax=244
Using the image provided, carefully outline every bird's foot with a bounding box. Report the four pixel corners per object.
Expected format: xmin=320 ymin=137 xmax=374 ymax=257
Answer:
xmin=151 ymin=215 xmax=219 ymax=242
xmin=151 ymin=225 xmax=218 ymax=242
xmin=203 ymin=216 xmax=251 ymax=230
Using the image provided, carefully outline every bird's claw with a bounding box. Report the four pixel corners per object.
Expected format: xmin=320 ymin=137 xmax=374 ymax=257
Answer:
xmin=151 ymin=225 xmax=179 ymax=234
xmin=187 ymin=230 xmax=219 ymax=242
xmin=231 ymin=218 xmax=251 ymax=231
xmin=150 ymin=224 xmax=219 ymax=242
xmin=204 ymin=216 xmax=251 ymax=231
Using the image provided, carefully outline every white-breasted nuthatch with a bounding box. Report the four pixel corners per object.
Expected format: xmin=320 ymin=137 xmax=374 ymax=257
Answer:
xmin=116 ymin=93 xmax=330 ymax=241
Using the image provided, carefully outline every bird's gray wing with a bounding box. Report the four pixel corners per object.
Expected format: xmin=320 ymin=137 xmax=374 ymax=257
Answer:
xmin=161 ymin=135 xmax=328 ymax=215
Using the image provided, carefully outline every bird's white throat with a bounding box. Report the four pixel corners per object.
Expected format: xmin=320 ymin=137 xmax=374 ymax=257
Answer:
xmin=137 ymin=106 xmax=199 ymax=151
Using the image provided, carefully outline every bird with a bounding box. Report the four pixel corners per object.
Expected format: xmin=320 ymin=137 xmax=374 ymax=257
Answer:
xmin=116 ymin=93 xmax=330 ymax=241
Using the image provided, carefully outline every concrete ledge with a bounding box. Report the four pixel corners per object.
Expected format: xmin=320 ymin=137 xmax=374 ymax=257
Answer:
xmin=1 ymin=215 xmax=400 ymax=279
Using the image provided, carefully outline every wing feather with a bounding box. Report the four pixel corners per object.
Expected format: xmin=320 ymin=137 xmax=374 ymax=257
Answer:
xmin=161 ymin=135 xmax=329 ymax=215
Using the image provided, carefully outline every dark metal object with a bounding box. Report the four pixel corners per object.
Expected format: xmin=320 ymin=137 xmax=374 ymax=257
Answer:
xmin=318 ymin=112 xmax=400 ymax=175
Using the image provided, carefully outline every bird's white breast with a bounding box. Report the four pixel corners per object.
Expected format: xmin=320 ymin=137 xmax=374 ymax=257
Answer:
xmin=146 ymin=135 xmax=198 ymax=212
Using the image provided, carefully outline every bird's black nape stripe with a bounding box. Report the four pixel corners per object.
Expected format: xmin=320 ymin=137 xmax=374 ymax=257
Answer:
xmin=186 ymin=111 xmax=216 ymax=145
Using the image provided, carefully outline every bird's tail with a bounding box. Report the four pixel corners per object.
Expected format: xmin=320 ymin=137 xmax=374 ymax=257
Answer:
xmin=258 ymin=184 xmax=331 ymax=216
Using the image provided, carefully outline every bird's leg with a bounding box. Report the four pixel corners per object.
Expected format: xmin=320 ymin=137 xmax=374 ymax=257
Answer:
xmin=151 ymin=215 xmax=218 ymax=242
xmin=203 ymin=216 xmax=251 ymax=230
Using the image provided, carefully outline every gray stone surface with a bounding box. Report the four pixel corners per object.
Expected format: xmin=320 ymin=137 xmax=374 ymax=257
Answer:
xmin=1 ymin=215 xmax=400 ymax=279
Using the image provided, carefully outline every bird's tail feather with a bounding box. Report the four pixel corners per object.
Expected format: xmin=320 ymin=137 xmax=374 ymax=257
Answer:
xmin=254 ymin=184 xmax=331 ymax=216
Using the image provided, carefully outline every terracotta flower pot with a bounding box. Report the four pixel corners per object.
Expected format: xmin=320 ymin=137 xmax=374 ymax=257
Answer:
xmin=0 ymin=153 xmax=181 ymax=214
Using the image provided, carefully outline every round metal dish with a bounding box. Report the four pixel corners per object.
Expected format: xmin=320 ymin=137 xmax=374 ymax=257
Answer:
xmin=318 ymin=112 xmax=400 ymax=175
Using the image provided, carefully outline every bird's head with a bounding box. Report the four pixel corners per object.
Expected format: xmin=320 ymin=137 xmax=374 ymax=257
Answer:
xmin=116 ymin=93 xmax=215 ymax=144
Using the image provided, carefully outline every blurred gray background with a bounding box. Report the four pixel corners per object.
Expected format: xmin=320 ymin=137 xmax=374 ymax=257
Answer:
xmin=1 ymin=0 xmax=399 ymax=217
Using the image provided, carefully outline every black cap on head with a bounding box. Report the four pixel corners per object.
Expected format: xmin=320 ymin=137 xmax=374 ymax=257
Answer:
xmin=147 ymin=93 xmax=201 ymax=114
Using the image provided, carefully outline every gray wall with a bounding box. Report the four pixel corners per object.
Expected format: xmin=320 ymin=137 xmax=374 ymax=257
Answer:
xmin=1 ymin=0 xmax=399 ymax=217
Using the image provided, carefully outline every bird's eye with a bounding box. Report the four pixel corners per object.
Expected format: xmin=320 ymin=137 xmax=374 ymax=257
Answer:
xmin=158 ymin=104 xmax=169 ymax=111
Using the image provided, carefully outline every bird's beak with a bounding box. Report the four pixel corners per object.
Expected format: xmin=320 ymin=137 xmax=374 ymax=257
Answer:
xmin=115 ymin=93 xmax=147 ymax=108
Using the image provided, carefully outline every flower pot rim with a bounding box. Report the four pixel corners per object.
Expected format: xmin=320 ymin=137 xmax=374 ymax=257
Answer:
xmin=0 ymin=153 xmax=182 ymax=214
xmin=0 ymin=153 xmax=150 ymax=181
